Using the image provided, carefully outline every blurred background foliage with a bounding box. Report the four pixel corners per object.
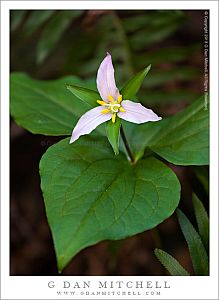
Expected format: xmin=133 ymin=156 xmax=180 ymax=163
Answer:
xmin=11 ymin=10 xmax=203 ymax=110
xmin=10 ymin=10 xmax=208 ymax=275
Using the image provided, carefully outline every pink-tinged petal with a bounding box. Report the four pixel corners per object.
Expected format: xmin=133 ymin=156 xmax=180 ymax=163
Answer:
xmin=118 ymin=100 xmax=162 ymax=124
xmin=70 ymin=106 xmax=112 ymax=143
xmin=96 ymin=53 xmax=120 ymax=102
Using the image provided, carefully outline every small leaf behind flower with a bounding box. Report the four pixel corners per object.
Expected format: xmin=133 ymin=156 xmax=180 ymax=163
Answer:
xmin=106 ymin=118 xmax=121 ymax=155
xmin=66 ymin=84 xmax=99 ymax=108
xmin=154 ymin=248 xmax=190 ymax=276
xmin=121 ymin=65 xmax=151 ymax=100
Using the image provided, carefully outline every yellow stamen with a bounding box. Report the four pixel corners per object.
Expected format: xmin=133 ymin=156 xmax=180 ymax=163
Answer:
xmin=119 ymin=106 xmax=125 ymax=112
xmin=101 ymin=108 xmax=110 ymax=114
xmin=112 ymin=113 xmax=116 ymax=123
xmin=108 ymin=95 xmax=114 ymax=102
xmin=118 ymin=95 xmax=122 ymax=103
xmin=97 ymin=100 xmax=107 ymax=106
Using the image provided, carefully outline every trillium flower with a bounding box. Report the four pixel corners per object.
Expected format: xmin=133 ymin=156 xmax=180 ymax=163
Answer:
xmin=70 ymin=53 xmax=161 ymax=144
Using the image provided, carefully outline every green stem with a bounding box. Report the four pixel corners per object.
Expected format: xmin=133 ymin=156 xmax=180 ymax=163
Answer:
xmin=120 ymin=126 xmax=135 ymax=163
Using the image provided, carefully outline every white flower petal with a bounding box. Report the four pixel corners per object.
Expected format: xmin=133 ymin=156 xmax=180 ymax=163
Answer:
xmin=96 ymin=53 xmax=120 ymax=102
xmin=70 ymin=106 xmax=112 ymax=143
xmin=118 ymin=100 xmax=162 ymax=124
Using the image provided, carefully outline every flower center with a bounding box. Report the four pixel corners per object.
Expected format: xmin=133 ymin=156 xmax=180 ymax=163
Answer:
xmin=106 ymin=103 xmax=121 ymax=113
xmin=97 ymin=94 xmax=125 ymax=123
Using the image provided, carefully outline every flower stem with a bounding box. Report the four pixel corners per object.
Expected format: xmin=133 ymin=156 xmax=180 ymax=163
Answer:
xmin=120 ymin=126 xmax=135 ymax=163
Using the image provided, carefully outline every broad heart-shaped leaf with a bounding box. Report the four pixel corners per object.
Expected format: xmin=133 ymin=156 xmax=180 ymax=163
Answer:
xmin=10 ymin=73 xmax=103 ymax=136
xmin=154 ymin=248 xmax=190 ymax=276
xmin=40 ymin=136 xmax=180 ymax=271
xmin=123 ymin=95 xmax=209 ymax=165
xmin=121 ymin=65 xmax=151 ymax=100
xmin=176 ymin=209 xmax=209 ymax=275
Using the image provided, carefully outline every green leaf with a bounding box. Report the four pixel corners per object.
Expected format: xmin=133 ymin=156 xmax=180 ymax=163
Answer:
xmin=106 ymin=118 xmax=121 ymax=155
xmin=120 ymin=65 xmax=151 ymax=100
xmin=133 ymin=45 xmax=201 ymax=67
xmin=10 ymin=10 xmax=26 ymax=31
xmin=176 ymin=209 xmax=209 ymax=275
xmin=192 ymin=194 xmax=209 ymax=251
xmin=23 ymin=10 xmax=54 ymax=36
xmin=37 ymin=11 xmax=83 ymax=63
xmin=139 ymin=89 xmax=198 ymax=105
xmin=129 ymin=11 xmax=186 ymax=51
xmin=40 ymin=136 xmax=181 ymax=271
xmin=142 ymin=67 xmax=198 ymax=88
xmin=130 ymin=25 xmax=180 ymax=51
xmin=154 ymin=248 xmax=190 ymax=276
xmin=66 ymin=84 xmax=99 ymax=108
xmin=123 ymin=10 xmax=185 ymax=34
xmin=10 ymin=73 xmax=95 ymax=136
xmin=124 ymin=95 xmax=209 ymax=165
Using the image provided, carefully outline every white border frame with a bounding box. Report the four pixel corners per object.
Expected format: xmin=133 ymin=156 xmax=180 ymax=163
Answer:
xmin=1 ymin=1 xmax=218 ymax=300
